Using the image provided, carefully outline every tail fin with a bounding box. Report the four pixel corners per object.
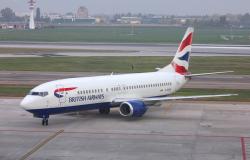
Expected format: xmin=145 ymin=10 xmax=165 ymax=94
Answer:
xmin=159 ymin=27 xmax=194 ymax=74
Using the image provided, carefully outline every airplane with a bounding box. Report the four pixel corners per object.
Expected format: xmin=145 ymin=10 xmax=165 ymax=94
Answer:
xmin=20 ymin=27 xmax=237 ymax=126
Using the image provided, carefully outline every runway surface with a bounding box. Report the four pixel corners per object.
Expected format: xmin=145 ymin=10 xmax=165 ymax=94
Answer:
xmin=1 ymin=42 xmax=250 ymax=57
xmin=0 ymin=99 xmax=249 ymax=160
xmin=0 ymin=71 xmax=249 ymax=89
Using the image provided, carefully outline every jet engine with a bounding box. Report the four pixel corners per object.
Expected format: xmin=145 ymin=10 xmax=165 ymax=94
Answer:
xmin=119 ymin=100 xmax=147 ymax=117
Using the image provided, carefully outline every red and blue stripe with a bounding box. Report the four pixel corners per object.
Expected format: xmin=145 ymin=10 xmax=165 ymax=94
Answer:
xmin=54 ymin=87 xmax=77 ymax=98
xmin=178 ymin=33 xmax=193 ymax=52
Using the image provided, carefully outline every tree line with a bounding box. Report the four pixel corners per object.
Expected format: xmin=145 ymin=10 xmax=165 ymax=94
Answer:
xmin=0 ymin=7 xmax=48 ymax=22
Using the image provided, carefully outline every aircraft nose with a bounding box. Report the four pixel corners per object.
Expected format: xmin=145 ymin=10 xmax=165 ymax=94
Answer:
xmin=20 ymin=96 xmax=32 ymax=110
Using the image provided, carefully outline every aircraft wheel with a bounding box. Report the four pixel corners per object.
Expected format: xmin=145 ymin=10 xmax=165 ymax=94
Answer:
xmin=45 ymin=119 xmax=48 ymax=126
xmin=42 ymin=117 xmax=49 ymax=126
xmin=42 ymin=119 xmax=45 ymax=126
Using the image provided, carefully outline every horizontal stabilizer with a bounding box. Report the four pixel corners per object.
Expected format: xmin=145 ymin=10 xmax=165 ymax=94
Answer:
xmin=185 ymin=71 xmax=234 ymax=78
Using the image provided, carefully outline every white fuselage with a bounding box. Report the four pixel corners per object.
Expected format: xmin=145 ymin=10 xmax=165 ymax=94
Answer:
xmin=21 ymin=72 xmax=187 ymax=115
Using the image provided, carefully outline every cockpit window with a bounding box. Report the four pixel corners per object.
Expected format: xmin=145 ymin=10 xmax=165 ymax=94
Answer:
xmin=28 ymin=91 xmax=48 ymax=97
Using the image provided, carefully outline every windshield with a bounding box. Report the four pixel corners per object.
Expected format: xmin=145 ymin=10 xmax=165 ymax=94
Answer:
xmin=28 ymin=91 xmax=48 ymax=97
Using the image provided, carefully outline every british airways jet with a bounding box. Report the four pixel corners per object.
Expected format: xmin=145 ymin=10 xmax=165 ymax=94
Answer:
xmin=20 ymin=27 xmax=236 ymax=126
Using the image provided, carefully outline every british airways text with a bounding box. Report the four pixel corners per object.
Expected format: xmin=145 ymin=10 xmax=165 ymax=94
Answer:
xmin=69 ymin=94 xmax=105 ymax=103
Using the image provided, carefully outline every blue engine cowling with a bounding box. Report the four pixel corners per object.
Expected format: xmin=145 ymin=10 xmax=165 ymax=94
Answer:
xmin=119 ymin=100 xmax=148 ymax=117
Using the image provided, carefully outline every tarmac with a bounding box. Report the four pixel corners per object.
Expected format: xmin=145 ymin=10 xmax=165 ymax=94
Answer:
xmin=1 ymin=42 xmax=250 ymax=57
xmin=0 ymin=99 xmax=249 ymax=160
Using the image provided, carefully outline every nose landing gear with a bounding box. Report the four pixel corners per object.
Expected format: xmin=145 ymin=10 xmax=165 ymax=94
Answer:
xmin=42 ymin=118 xmax=49 ymax=126
xmin=42 ymin=115 xmax=49 ymax=126
xmin=33 ymin=114 xmax=50 ymax=126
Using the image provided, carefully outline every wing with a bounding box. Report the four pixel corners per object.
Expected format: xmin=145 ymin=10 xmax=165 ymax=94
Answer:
xmin=113 ymin=94 xmax=238 ymax=103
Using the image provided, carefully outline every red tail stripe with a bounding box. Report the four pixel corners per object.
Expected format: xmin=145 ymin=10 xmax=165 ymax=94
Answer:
xmin=178 ymin=33 xmax=193 ymax=52
xmin=172 ymin=62 xmax=187 ymax=74
xmin=55 ymin=87 xmax=77 ymax=93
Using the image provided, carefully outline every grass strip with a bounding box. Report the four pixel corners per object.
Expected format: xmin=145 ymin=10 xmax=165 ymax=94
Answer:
xmin=0 ymin=56 xmax=249 ymax=75
xmin=0 ymin=27 xmax=250 ymax=44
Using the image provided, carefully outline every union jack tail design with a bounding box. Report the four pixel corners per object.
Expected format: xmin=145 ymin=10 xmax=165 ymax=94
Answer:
xmin=159 ymin=27 xmax=193 ymax=74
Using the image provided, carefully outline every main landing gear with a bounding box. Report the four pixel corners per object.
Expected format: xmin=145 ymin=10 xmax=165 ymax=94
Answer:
xmin=99 ymin=108 xmax=110 ymax=115
xmin=42 ymin=116 xmax=49 ymax=126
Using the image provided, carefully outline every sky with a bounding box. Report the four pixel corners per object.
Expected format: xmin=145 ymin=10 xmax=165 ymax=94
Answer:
xmin=1 ymin=0 xmax=250 ymax=15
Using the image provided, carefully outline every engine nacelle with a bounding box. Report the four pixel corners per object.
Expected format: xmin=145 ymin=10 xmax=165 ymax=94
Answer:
xmin=119 ymin=100 xmax=147 ymax=117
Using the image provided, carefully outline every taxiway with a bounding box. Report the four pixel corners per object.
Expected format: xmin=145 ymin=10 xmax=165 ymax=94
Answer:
xmin=0 ymin=42 xmax=250 ymax=57
xmin=0 ymin=99 xmax=249 ymax=160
